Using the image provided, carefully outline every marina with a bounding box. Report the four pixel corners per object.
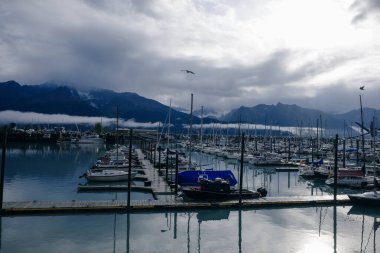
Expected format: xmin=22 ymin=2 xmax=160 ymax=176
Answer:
xmin=0 ymin=141 xmax=378 ymax=212
xmin=0 ymin=136 xmax=379 ymax=252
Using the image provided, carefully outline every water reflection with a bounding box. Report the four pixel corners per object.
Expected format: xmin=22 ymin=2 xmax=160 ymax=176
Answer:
xmin=0 ymin=206 xmax=379 ymax=252
xmin=347 ymin=206 xmax=380 ymax=253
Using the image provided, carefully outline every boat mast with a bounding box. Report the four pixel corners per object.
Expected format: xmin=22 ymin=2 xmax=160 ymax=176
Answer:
xmin=200 ymin=105 xmax=203 ymax=170
xmin=188 ymin=93 xmax=193 ymax=169
xmin=116 ymin=105 xmax=119 ymax=169
xmin=168 ymin=99 xmax=171 ymax=148
xmin=359 ymin=94 xmax=366 ymax=173
xmin=200 ymin=105 xmax=203 ymax=151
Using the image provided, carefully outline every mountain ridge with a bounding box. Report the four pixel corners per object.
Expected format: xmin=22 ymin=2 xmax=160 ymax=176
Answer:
xmin=1 ymin=81 xmax=379 ymax=129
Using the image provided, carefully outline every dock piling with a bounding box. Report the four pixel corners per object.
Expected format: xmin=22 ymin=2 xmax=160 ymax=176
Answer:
xmin=334 ymin=134 xmax=338 ymax=202
xmin=239 ymin=133 xmax=244 ymax=205
xmin=175 ymin=152 xmax=178 ymax=194
xmin=127 ymin=129 xmax=133 ymax=209
xmin=0 ymin=127 xmax=7 ymax=212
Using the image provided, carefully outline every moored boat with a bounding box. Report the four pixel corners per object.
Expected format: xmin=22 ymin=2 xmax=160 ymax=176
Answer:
xmin=325 ymin=168 xmax=373 ymax=187
xmin=178 ymin=170 xmax=238 ymax=187
xmin=181 ymin=177 xmax=267 ymax=200
xmin=85 ymin=169 xmax=137 ymax=182
xmin=348 ymin=191 xmax=380 ymax=206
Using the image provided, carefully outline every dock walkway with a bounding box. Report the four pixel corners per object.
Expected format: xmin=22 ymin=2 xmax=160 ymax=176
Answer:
xmin=2 ymin=195 xmax=350 ymax=215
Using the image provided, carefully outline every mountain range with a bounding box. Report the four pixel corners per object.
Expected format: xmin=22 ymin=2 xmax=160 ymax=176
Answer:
xmin=220 ymin=103 xmax=379 ymax=129
xmin=1 ymin=80 xmax=379 ymax=131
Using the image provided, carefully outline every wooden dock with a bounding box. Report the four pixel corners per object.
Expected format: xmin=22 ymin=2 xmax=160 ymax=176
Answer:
xmin=1 ymin=195 xmax=351 ymax=215
xmin=0 ymin=149 xmax=353 ymax=215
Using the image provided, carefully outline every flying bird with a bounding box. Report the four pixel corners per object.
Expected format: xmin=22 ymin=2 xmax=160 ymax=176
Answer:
xmin=181 ymin=69 xmax=195 ymax=74
xmin=360 ymin=85 xmax=365 ymax=90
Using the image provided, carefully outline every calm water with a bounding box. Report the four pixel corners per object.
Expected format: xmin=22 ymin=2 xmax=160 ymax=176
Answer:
xmin=1 ymin=206 xmax=379 ymax=252
xmin=2 ymin=143 xmax=153 ymax=201
xmin=1 ymin=143 xmax=378 ymax=252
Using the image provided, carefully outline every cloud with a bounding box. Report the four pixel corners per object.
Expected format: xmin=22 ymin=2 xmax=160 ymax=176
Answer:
xmin=0 ymin=0 xmax=379 ymax=115
xmin=350 ymin=0 xmax=380 ymax=23
xmin=0 ymin=110 xmax=161 ymax=128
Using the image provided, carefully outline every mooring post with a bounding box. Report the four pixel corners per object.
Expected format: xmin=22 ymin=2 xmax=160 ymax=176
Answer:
xmin=334 ymin=134 xmax=338 ymax=202
xmin=343 ymin=139 xmax=346 ymax=168
xmin=154 ymin=144 xmax=156 ymax=166
xmin=166 ymin=148 xmax=169 ymax=182
xmin=149 ymin=142 xmax=152 ymax=161
xmin=0 ymin=127 xmax=7 ymax=212
xmin=158 ymin=146 xmax=161 ymax=174
xmin=239 ymin=133 xmax=245 ymax=205
xmin=175 ymin=152 xmax=179 ymax=194
xmin=126 ymin=213 xmax=130 ymax=252
xmin=173 ymin=212 xmax=177 ymax=239
xmin=127 ymin=129 xmax=133 ymax=209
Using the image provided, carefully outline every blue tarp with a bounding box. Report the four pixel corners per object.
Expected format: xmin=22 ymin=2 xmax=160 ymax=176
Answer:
xmin=311 ymin=158 xmax=323 ymax=167
xmin=178 ymin=170 xmax=238 ymax=186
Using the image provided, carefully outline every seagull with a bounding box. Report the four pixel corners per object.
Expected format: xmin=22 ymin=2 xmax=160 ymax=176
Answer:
xmin=360 ymin=85 xmax=365 ymax=90
xmin=181 ymin=69 xmax=195 ymax=74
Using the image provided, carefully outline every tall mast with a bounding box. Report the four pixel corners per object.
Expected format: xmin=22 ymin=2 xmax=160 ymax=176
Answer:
xmin=116 ymin=105 xmax=119 ymax=169
xmin=200 ymin=106 xmax=203 ymax=149
xmin=168 ymin=99 xmax=171 ymax=148
xmin=188 ymin=93 xmax=193 ymax=169
xmin=359 ymin=94 xmax=366 ymax=172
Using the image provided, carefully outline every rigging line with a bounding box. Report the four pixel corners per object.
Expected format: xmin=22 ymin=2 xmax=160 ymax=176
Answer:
xmin=156 ymin=109 xmax=170 ymax=150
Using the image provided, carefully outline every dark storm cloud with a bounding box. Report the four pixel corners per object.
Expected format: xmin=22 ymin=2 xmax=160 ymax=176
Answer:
xmin=350 ymin=0 xmax=380 ymax=23
xmin=0 ymin=0 xmax=379 ymax=116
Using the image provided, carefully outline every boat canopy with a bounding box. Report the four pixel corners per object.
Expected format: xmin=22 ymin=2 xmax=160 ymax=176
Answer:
xmin=178 ymin=170 xmax=238 ymax=186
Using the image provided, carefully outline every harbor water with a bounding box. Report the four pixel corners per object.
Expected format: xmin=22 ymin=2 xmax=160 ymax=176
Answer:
xmin=0 ymin=143 xmax=378 ymax=252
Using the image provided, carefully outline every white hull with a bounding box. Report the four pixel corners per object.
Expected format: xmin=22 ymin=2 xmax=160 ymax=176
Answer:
xmin=86 ymin=170 xmax=137 ymax=182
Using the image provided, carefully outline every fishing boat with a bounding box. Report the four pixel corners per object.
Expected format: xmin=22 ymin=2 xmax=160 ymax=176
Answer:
xmin=181 ymin=177 xmax=267 ymax=200
xmin=85 ymin=169 xmax=137 ymax=182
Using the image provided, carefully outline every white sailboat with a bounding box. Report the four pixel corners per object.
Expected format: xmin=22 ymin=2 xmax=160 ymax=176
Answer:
xmin=85 ymin=169 xmax=137 ymax=182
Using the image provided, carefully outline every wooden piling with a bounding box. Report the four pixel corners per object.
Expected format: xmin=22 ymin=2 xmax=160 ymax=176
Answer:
xmin=239 ymin=133 xmax=244 ymax=205
xmin=0 ymin=127 xmax=7 ymax=211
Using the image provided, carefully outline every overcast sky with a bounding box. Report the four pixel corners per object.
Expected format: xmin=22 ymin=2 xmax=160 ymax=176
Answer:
xmin=1 ymin=0 xmax=379 ymax=115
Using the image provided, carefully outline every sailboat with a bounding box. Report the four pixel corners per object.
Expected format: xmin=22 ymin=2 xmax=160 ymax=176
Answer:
xmin=85 ymin=106 xmax=137 ymax=182
xmin=348 ymin=107 xmax=379 ymax=205
xmin=348 ymin=190 xmax=380 ymax=206
xmin=348 ymin=160 xmax=380 ymax=206
xmin=85 ymin=169 xmax=136 ymax=182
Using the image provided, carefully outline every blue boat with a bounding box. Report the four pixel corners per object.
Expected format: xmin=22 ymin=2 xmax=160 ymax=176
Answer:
xmin=178 ymin=170 xmax=238 ymax=186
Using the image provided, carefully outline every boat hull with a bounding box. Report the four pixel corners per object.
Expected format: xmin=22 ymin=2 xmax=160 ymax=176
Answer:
xmin=181 ymin=188 xmax=261 ymax=200
xmin=85 ymin=170 xmax=136 ymax=182
xmin=348 ymin=192 xmax=380 ymax=206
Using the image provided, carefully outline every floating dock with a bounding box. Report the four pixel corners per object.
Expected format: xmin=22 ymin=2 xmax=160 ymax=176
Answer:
xmin=2 ymin=195 xmax=351 ymax=215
